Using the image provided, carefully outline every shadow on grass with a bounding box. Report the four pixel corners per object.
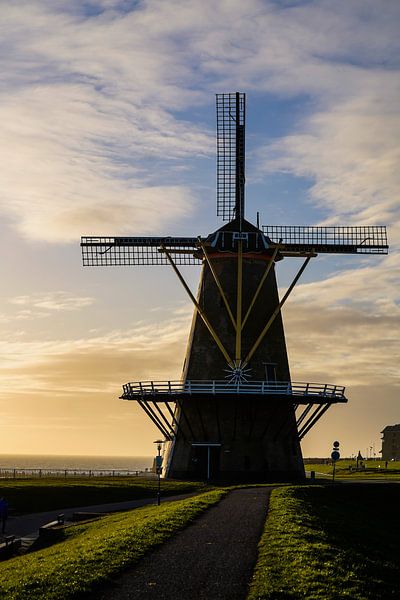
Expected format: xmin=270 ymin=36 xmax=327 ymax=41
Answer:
xmin=249 ymin=483 xmax=400 ymax=600
xmin=0 ymin=478 xmax=207 ymax=514
xmin=300 ymin=484 xmax=400 ymax=596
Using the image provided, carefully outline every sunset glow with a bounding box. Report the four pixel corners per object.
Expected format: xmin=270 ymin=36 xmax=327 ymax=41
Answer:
xmin=0 ymin=0 xmax=399 ymax=459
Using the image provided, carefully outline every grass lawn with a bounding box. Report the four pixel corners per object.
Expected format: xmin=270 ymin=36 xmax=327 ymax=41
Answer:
xmin=0 ymin=488 xmax=226 ymax=599
xmin=305 ymin=459 xmax=400 ymax=479
xmin=248 ymin=484 xmax=400 ymax=600
xmin=0 ymin=477 xmax=206 ymax=514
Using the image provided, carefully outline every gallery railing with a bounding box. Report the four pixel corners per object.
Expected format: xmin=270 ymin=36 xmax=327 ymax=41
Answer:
xmin=121 ymin=380 xmax=346 ymax=400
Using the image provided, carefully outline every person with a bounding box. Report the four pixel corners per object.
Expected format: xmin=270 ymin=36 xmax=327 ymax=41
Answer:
xmin=0 ymin=497 xmax=8 ymax=534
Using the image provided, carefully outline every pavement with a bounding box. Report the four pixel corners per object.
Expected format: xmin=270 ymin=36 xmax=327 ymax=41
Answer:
xmin=1 ymin=492 xmax=198 ymax=541
xmin=92 ymin=487 xmax=272 ymax=600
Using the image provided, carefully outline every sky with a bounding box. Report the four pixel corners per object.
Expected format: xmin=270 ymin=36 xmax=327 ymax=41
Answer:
xmin=0 ymin=0 xmax=399 ymax=460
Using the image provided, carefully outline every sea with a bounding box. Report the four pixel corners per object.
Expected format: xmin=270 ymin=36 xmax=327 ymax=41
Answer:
xmin=0 ymin=454 xmax=153 ymax=472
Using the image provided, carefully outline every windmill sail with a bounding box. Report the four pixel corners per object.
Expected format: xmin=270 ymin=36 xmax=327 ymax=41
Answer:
xmin=81 ymin=236 xmax=201 ymax=266
xmin=263 ymin=225 xmax=388 ymax=255
xmin=216 ymin=92 xmax=246 ymax=223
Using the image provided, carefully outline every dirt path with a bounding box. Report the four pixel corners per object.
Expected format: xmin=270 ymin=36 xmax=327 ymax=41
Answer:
xmin=95 ymin=487 xmax=271 ymax=600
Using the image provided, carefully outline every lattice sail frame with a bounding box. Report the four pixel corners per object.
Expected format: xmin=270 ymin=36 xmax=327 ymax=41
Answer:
xmin=216 ymin=92 xmax=246 ymax=221
xmin=263 ymin=225 xmax=388 ymax=255
xmin=81 ymin=237 xmax=201 ymax=266
xmin=81 ymin=226 xmax=388 ymax=266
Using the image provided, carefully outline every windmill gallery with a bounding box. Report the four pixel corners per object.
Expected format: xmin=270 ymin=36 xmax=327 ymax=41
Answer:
xmin=81 ymin=93 xmax=388 ymax=482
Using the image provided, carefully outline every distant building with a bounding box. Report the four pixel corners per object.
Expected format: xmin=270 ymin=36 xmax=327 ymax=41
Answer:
xmin=381 ymin=424 xmax=400 ymax=461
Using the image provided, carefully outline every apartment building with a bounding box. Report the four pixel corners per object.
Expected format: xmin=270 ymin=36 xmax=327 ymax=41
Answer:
xmin=381 ymin=424 xmax=400 ymax=461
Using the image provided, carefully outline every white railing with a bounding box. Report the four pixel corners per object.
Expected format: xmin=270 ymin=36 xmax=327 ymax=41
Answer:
xmin=122 ymin=380 xmax=346 ymax=400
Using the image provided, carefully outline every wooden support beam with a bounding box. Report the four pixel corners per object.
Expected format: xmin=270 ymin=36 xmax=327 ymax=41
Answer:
xmin=273 ymin=405 xmax=298 ymax=442
xmin=176 ymin=399 xmax=196 ymax=440
xmin=161 ymin=245 xmax=234 ymax=367
xmin=198 ymin=239 xmax=236 ymax=330
xmin=163 ymin=402 xmax=185 ymax=442
xmin=235 ymin=240 xmax=243 ymax=363
xmin=214 ymin=396 xmax=222 ymax=441
xmin=296 ymin=404 xmax=313 ymax=428
xmin=298 ymin=404 xmax=331 ymax=440
xmin=244 ymin=255 xmax=312 ymax=365
xmin=260 ymin=403 xmax=280 ymax=440
xmin=138 ymin=400 xmax=171 ymax=440
xmin=152 ymin=401 xmax=174 ymax=437
xmin=194 ymin=400 xmax=207 ymax=440
xmin=242 ymin=242 xmax=281 ymax=330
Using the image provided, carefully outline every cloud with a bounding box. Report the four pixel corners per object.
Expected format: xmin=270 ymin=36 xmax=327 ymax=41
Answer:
xmin=285 ymin=301 xmax=400 ymax=386
xmin=0 ymin=315 xmax=189 ymax=395
xmin=0 ymin=294 xmax=397 ymax=456
xmin=1 ymin=1 xmax=399 ymax=243
xmin=10 ymin=291 xmax=94 ymax=311
xmin=281 ymin=251 xmax=400 ymax=388
xmin=0 ymin=307 xmax=191 ymax=454
xmin=0 ymin=82 xmax=205 ymax=242
xmin=257 ymin=85 xmax=400 ymax=233
xmin=0 ymin=3 xmax=215 ymax=242
xmin=287 ymin=254 xmax=399 ymax=314
xmin=1 ymin=266 xmax=398 ymax=398
xmin=0 ymin=1 xmax=398 ymax=457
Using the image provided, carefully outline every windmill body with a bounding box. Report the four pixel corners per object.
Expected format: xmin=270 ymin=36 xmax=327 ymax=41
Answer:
xmin=81 ymin=93 xmax=388 ymax=482
xmin=166 ymin=220 xmax=303 ymax=481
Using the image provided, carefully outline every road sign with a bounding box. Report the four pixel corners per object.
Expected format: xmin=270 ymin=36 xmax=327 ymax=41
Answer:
xmin=331 ymin=450 xmax=340 ymax=461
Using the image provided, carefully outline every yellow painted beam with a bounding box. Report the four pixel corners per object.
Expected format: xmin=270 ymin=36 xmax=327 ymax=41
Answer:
xmin=198 ymin=239 xmax=236 ymax=331
xmin=161 ymin=245 xmax=234 ymax=367
xmin=241 ymin=243 xmax=281 ymax=330
xmin=235 ymin=240 xmax=243 ymax=362
xmin=244 ymin=255 xmax=312 ymax=365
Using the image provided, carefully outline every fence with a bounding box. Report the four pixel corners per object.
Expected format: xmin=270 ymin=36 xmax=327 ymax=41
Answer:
xmin=0 ymin=468 xmax=156 ymax=479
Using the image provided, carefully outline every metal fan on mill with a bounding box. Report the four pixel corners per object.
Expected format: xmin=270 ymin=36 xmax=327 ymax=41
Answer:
xmin=81 ymin=92 xmax=388 ymax=482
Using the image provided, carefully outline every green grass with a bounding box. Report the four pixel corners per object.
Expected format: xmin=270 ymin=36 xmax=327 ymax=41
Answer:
xmin=0 ymin=488 xmax=226 ymax=599
xmin=0 ymin=477 xmax=206 ymax=514
xmin=248 ymin=484 xmax=400 ymax=599
xmin=305 ymin=459 xmax=400 ymax=479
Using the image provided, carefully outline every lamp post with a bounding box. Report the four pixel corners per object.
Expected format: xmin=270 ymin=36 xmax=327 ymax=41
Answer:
xmin=154 ymin=440 xmax=163 ymax=506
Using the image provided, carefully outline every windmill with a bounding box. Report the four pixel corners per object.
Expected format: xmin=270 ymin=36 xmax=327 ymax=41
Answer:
xmin=81 ymin=92 xmax=388 ymax=482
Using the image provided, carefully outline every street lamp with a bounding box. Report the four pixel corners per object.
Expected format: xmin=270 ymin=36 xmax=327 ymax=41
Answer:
xmin=154 ymin=440 xmax=163 ymax=506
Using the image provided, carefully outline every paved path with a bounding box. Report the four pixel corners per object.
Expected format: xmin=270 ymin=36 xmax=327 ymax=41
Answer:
xmin=94 ymin=487 xmax=271 ymax=600
xmin=1 ymin=493 xmax=197 ymax=540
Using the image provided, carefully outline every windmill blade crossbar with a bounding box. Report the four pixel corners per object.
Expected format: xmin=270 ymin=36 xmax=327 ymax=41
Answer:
xmin=216 ymin=93 xmax=245 ymax=221
xmin=81 ymin=236 xmax=201 ymax=266
xmin=263 ymin=225 xmax=388 ymax=254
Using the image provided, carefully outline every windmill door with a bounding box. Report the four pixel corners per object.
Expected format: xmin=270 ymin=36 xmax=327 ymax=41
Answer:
xmin=191 ymin=444 xmax=221 ymax=480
